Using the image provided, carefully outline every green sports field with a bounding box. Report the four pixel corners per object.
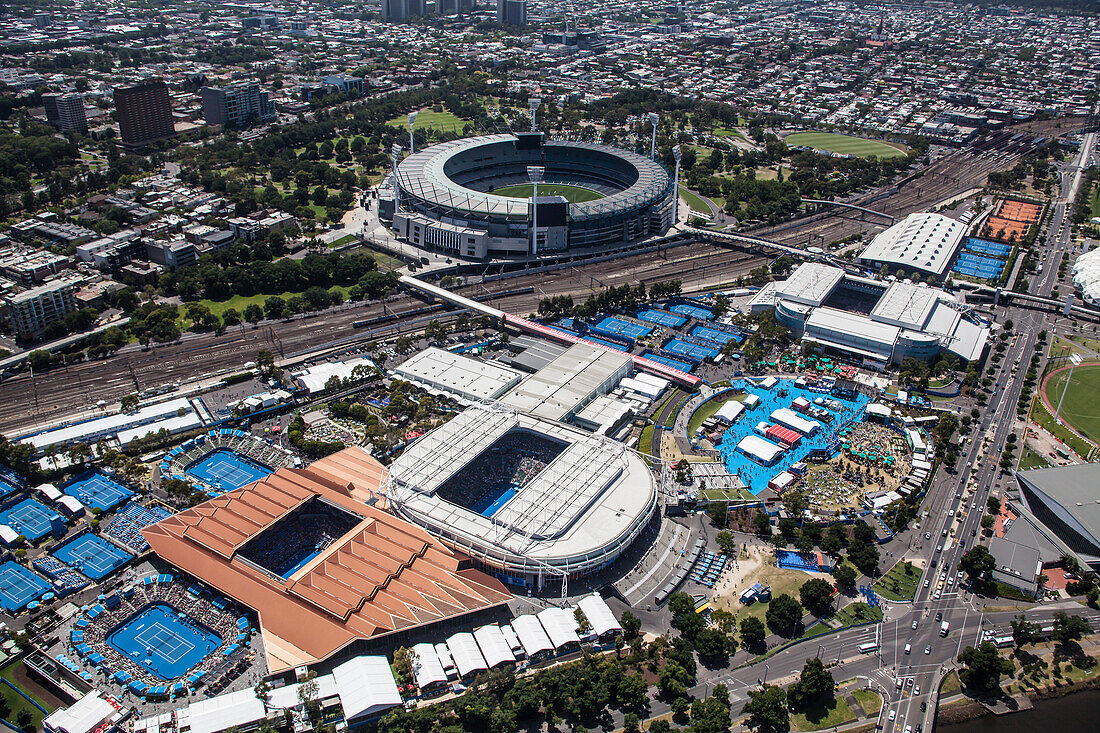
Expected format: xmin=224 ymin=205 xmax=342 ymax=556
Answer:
xmin=784 ymin=132 xmax=909 ymax=159
xmin=491 ymin=183 xmax=606 ymax=203
xmin=386 ymin=108 xmax=469 ymax=133
xmin=1043 ymin=363 xmax=1100 ymax=444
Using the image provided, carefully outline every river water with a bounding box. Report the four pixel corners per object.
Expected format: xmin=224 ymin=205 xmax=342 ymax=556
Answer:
xmin=939 ymin=689 xmax=1100 ymax=732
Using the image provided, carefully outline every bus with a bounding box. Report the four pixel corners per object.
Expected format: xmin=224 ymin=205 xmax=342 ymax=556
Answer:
xmin=858 ymin=642 xmax=878 ymax=654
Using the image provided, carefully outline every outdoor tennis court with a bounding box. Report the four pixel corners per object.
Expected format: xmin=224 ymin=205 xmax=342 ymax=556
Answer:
xmin=63 ymin=471 xmax=134 ymax=512
xmin=964 ymin=238 xmax=1012 ymax=257
xmin=953 ymin=252 xmax=1004 ymax=279
xmin=663 ymin=338 xmax=720 ymax=362
xmin=669 ymin=302 xmax=714 ymax=321
xmin=592 ymin=316 xmax=652 ymax=342
xmin=107 ymin=603 xmax=222 ymax=680
xmin=692 ymin=325 xmax=743 ymax=347
xmin=0 ymin=561 xmax=49 ymax=612
xmin=640 ymin=351 xmax=694 ymax=373
xmin=0 ymin=471 xmax=19 ymax=502
xmin=53 ymin=533 xmax=133 ymax=581
xmin=0 ymin=498 xmax=64 ymax=541
xmin=186 ymin=449 xmax=271 ymax=492
xmin=635 ymin=308 xmax=686 ymax=328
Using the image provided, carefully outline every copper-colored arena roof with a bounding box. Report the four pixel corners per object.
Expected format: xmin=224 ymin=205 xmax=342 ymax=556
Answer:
xmin=143 ymin=447 xmax=512 ymax=672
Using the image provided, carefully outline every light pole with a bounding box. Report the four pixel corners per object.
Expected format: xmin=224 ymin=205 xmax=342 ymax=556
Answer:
xmin=390 ymin=143 xmax=402 ymax=219
xmin=1055 ymin=352 xmax=1082 ymax=425
xmin=672 ymin=144 xmax=682 ymax=226
xmin=528 ymin=97 xmax=541 ymax=132
xmin=527 ymin=165 xmax=544 ymax=255
xmin=762 ymin=663 xmax=770 ymax=685
xmin=649 ymin=112 xmax=659 ymax=159
xmin=407 ymin=111 xmax=418 ymax=156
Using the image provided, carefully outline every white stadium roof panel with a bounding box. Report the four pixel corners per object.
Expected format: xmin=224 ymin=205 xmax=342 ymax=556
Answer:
xmin=393 ymin=347 xmax=523 ymax=403
xmin=858 ymin=213 xmax=966 ymax=277
xmin=774 ymin=263 xmax=845 ymax=307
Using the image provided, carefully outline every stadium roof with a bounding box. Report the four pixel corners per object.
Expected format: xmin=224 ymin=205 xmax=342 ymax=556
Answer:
xmin=1016 ymin=464 xmax=1100 ymax=567
xmin=858 ymin=213 xmax=966 ymax=278
xmin=386 ymin=404 xmax=656 ymax=577
xmin=393 ymin=347 xmax=523 ymax=403
xmin=501 ymin=342 xmax=632 ymax=422
xmin=143 ymin=448 xmax=512 ymax=672
xmin=774 ymin=263 xmax=845 ymax=307
xmin=869 ymin=281 xmax=943 ymax=330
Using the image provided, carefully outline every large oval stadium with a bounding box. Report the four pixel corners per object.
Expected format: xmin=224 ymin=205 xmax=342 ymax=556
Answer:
xmin=386 ymin=133 xmax=676 ymax=259
xmin=384 ymin=404 xmax=658 ymax=590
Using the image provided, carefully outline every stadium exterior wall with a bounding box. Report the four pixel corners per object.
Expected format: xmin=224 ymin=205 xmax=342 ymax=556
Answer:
xmin=389 ymin=134 xmax=675 ymax=260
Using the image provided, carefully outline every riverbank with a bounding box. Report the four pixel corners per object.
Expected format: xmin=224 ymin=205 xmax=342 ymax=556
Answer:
xmin=938 ymin=687 xmax=1100 ymax=732
xmin=937 ymin=674 xmax=1100 ymax=727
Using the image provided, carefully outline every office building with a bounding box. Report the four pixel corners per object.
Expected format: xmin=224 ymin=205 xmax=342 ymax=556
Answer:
xmin=43 ymin=94 xmax=88 ymax=134
xmin=201 ymin=83 xmax=275 ymax=129
xmin=113 ymin=80 xmax=176 ymax=149
xmin=5 ymin=280 xmax=77 ymax=340
xmin=381 ymin=0 xmax=425 ymax=22
xmin=498 ymin=0 xmax=527 ymax=25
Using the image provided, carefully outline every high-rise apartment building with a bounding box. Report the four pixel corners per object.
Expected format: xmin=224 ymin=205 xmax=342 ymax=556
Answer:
xmin=498 ymin=0 xmax=527 ymax=25
xmin=5 ymin=279 xmax=76 ymax=340
xmin=114 ymin=79 xmax=176 ymax=150
xmin=200 ymin=83 xmax=275 ymax=129
xmin=382 ymin=0 xmax=426 ymax=22
xmin=43 ymin=93 xmax=89 ymax=134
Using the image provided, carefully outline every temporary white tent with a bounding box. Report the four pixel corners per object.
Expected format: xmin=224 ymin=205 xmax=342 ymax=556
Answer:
xmin=445 ymin=632 xmax=488 ymax=678
xmin=511 ymin=614 xmax=554 ymax=658
xmin=575 ymin=594 xmax=622 ymax=638
xmin=537 ymin=607 xmax=580 ymax=650
xmin=472 ymin=625 xmax=515 ymax=668
xmin=331 ymin=656 xmax=402 ymax=722
xmin=410 ymin=643 xmax=447 ymax=689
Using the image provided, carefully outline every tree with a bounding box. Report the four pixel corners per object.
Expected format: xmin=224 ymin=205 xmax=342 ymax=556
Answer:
xmin=833 ymin=564 xmax=857 ymax=589
xmin=243 ymin=303 xmax=264 ymax=323
xmin=28 ymin=350 xmax=51 ymax=371
xmin=788 ymin=657 xmax=835 ymax=710
xmin=742 ymin=684 xmax=789 ymax=733
xmin=222 ymin=307 xmax=242 ymax=326
xmin=620 ymin=609 xmax=641 ymax=638
xmin=740 ymin=616 xmax=766 ymax=647
xmin=716 ymin=531 xmax=738 ymax=556
xmin=669 ymin=591 xmax=705 ymax=639
xmin=1011 ymin=614 xmax=1038 ymax=648
xmin=256 ymin=349 xmax=276 ymax=378
xmin=690 ymin=685 xmax=732 ymax=733
xmin=695 ymin=627 xmax=730 ymax=662
xmin=1052 ymin=611 xmax=1091 ymax=644
xmin=958 ymin=642 xmax=1014 ymax=695
xmin=15 ymin=710 xmax=32 ymax=733
xmin=623 ymin=712 xmax=640 ymax=733
xmin=765 ymin=593 xmax=803 ymax=636
xmin=987 ymin=496 xmax=1002 ymax=514
xmin=120 ymin=394 xmax=139 ymax=412
xmin=799 ymin=578 xmax=834 ymax=615
xmin=263 ymin=295 xmax=286 ymax=319
xmin=960 ymin=545 xmax=996 ymax=584
xmin=847 ymin=540 xmax=880 ymax=576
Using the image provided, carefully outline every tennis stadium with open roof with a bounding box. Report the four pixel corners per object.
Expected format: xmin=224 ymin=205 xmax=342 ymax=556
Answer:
xmin=142 ymin=448 xmax=513 ymax=673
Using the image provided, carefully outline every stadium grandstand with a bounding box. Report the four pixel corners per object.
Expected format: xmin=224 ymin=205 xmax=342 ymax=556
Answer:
xmin=382 ymin=133 xmax=675 ymax=259
xmin=142 ymin=448 xmax=513 ymax=673
xmin=161 ymin=429 xmax=296 ymax=496
xmin=386 ymin=403 xmax=657 ymax=591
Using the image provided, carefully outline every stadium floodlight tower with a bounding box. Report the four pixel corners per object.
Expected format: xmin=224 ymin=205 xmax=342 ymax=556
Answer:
xmin=528 ymin=97 xmax=542 ymax=132
xmin=407 ymin=111 xmax=418 ymax=156
xmin=648 ymin=112 xmax=659 ymax=159
xmin=527 ymin=165 xmax=544 ymax=255
xmin=390 ymin=143 xmax=402 ymax=213
xmin=672 ymin=144 xmax=682 ymax=225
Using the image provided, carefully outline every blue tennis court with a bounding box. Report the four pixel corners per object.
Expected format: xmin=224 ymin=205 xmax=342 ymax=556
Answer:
xmin=107 ymin=603 xmax=222 ymax=680
xmin=583 ymin=336 xmax=630 ymax=351
xmin=0 ymin=561 xmax=49 ymax=612
xmin=663 ymin=338 xmax=720 ymax=362
xmin=640 ymin=351 xmax=694 ymax=373
xmin=592 ymin=316 xmax=652 ymax=341
xmin=965 ymin=238 xmax=1012 ymax=257
xmin=636 ymin=308 xmax=686 ymax=328
xmin=186 ymin=449 xmax=271 ymax=492
xmin=471 ymin=483 xmax=520 ymax=517
xmin=53 ymin=533 xmax=133 ymax=581
xmin=692 ymin=325 xmax=743 ymax=347
xmin=0 ymin=498 xmax=64 ymax=541
xmin=953 ymin=251 xmax=1004 ymax=279
xmin=63 ymin=471 xmax=134 ymax=512
xmin=0 ymin=470 xmax=20 ymax=502
xmin=669 ymin=302 xmax=714 ymax=321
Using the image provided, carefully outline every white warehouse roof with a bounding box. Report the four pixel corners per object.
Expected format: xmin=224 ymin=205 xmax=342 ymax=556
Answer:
xmin=44 ymin=692 xmax=118 ymax=733
xmin=185 ymin=687 xmax=267 ymax=733
xmin=472 ymin=624 xmax=515 ymax=668
xmin=737 ymin=434 xmax=784 ymax=464
xmin=511 ymin=614 xmax=554 ymax=657
xmin=858 ymin=213 xmax=966 ymax=278
xmin=293 ymin=357 xmax=376 ymax=394
xmin=537 ymin=607 xmax=581 ymax=649
xmin=393 ymin=347 xmax=523 ymax=403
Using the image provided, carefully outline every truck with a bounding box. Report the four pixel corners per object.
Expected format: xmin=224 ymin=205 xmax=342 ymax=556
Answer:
xmin=940 ymin=621 xmax=950 ymax=637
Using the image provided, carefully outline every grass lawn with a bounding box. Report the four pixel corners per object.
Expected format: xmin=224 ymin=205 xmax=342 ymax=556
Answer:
xmin=1030 ymin=397 xmax=1095 ymax=459
xmin=0 ymin=663 xmax=50 ymax=730
xmin=832 ymin=602 xmax=883 ymax=627
xmin=790 ymin=696 xmax=857 ymax=731
xmin=850 ymin=688 xmax=882 ymax=716
xmin=713 ymin=126 xmax=747 ymax=141
xmin=687 ymin=393 xmax=744 ymax=434
xmin=680 ymin=188 xmax=712 ymax=215
xmin=939 ymin=670 xmax=961 ymax=696
xmin=700 ymin=485 xmax=757 ymax=502
xmin=638 ymin=423 xmax=655 ymax=458
xmin=361 ymin=245 xmax=405 ymax=271
xmin=1042 ymin=363 xmax=1100 ymax=444
xmin=192 ymin=286 xmax=352 ymax=321
xmin=386 ymin=108 xmax=469 ymax=133
xmin=1089 ymin=182 xmax=1100 ymax=219
xmin=784 ymin=132 xmax=908 ymax=159
xmin=329 ymin=233 xmax=359 ymax=248
xmin=491 ymin=183 xmax=606 ymax=203
xmin=1018 ymin=445 xmax=1050 ymax=470
xmin=873 ymin=561 xmax=921 ymax=601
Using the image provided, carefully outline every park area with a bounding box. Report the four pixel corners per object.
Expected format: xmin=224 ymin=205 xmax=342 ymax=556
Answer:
xmin=872 ymin=560 xmax=921 ymax=601
xmin=1041 ymin=362 xmax=1100 ymax=445
xmin=784 ymin=132 xmax=908 ymax=159
xmin=491 ymin=183 xmax=606 ymax=203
